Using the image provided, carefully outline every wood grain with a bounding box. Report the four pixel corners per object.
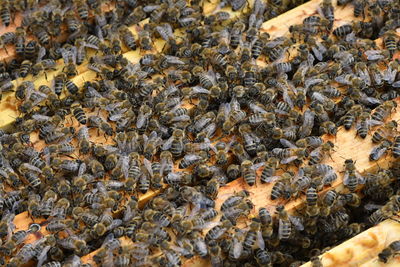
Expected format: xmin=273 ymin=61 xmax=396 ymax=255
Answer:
xmin=301 ymin=219 xmax=400 ymax=267
xmin=1 ymin=0 xmax=397 ymax=266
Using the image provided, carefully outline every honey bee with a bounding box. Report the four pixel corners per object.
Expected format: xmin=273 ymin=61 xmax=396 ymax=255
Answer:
xmin=379 ymin=240 xmax=400 ymax=263
xmin=88 ymin=115 xmax=113 ymax=137
xmin=343 ymin=159 xmax=365 ymax=192
xmin=0 ymin=1 xmax=10 ymax=27
xmin=241 ymin=160 xmax=264 ymax=186
xmin=138 ymin=28 xmax=153 ymax=51
xmin=370 ymin=139 xmax=392 ymax=161
xmin=275 ymin=205 xmax=304 ymax=240
xmin=372 ymin=120 xmax=398 ymax=143
xmin=61 ymin=47 xmax=78 ymax=78
xmin=308 ymin=141 xmax=334 ymax=165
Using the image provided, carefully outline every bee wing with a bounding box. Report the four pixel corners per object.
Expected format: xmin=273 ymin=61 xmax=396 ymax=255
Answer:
xmin=191 ymin=85 xmax=210 ymax=95
xmin=143 ymin=4 xmax=160 ymax=12
xmin=198 ymin=221 xmax=221 ymax=230
xmin=264 ymin=176 xmax=280 ymax=183
xmin=383 ymin=68 xmax=397 ymax=84
xmin=355 ymin=171 xmax=365 ymax=184
xmin=280 ymin=138 xmax=297 ymax=149
xmin=32 ymin=114 xmax=51 ymax=122
xmin=364 ymin=203 xmax=383 ymax=211
xmin=171 ymin=115 xmax=191 ymax=122
xmin=36 ymin=46 xmax=46 ymax=63
xmin=392 ymin=81 xmax=400 ymax=88
xmin=360 ymin=96 xmax=382 ymax=107
xmin=209 ymin=143 xmax=218 ymax=154
xmin=232 ymin=237 xmax=243 ymax=259
xmin=309 ymin=147 xmax=322 ymax=158
xmin=366 ymin=119 xmax=383 ymax=128
xmin=109 ymin=109 xmax=128 ymax=122
xmin=289 ymin=215 xmax=304 ymax=231
xmin=225 ymin=136 xmax=236 ymax=152
xmin=36 ymin=245 xmax=51 ymax=267
xmin=136 ymin=112 xmax=146 ymax=129
xmin=148 ymin=130 xmax=158 ymax=143
xmin=343 ymin=171 xmax=349 ymax=185
xmin=249 ymin=103 xmax=267 ymax=114
xmin=123 ymin=205 xmax=134 ymax=222
xmin=164 ymin=55 xmax=185 ymax=65
xmin=118 ymin=157 xmax=129 ymax=179
xmin=257 ymin=230 xmax=265 ymax=250
xmin=78 ymin=162 xmax=86 ymax=176
xmin=95 ymin=25 xmax=104 ymax=41
xmin=251 ymin=162 xmax=265 ymax=170
xmin=311 ymin=46 xmax=323 ymax=61
xmin=282 ymin=85 xmax=294 ymax=109
xmin=70 ymin=46 xmax=77 ymax=65
xmin=162 ymin=135 xmax=174 ymax=150
xmin=281 ymin=156 xmax=298 ymax=164
xmin=170 ymin=244 xmax=191 ymax=256
xmin=143 ymin=158 xmax=153 ymax=177
xmin=370 ymin=145 xmax=387 ymax=161
xmin=31 ymin=91 xmax=48 ymax=106
xmin=22 ymin=163 xmax=42 ymax=173
xmin=96 ymin=181 xmax=108 ymax=195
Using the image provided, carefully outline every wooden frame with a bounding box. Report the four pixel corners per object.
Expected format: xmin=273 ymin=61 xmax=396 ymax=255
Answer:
xmin=1 ymin=0 xmax=400 ymax=266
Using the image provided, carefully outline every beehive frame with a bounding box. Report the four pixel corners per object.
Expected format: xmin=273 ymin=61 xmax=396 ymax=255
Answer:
xmin=1 ymin=0 xmax=400 ymax=266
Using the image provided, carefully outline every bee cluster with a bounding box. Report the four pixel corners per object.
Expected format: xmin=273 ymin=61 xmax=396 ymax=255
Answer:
xmin=0 ymin=0 xmax=399 ymax=266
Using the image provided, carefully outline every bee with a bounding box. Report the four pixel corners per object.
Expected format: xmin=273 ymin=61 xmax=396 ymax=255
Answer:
xmin=370 ymin=139 xmax=392 ymax=161
xmin=18 ymin=60 xmax=33 ymax=78
xmin=342 ymin=105 xmax=363 ymax=130
xmin=73 ymin=0 xmax=89 ymax=20
xmin=163 ymin=129 xmax=185 ymax=158
xmin=30 ymin=25 xmax=50 ymax=45
xmin=371 ymin=100 xmax=397 ymax=123
xmin=372 ymin=120 xmax=398 ymax=143
xmin=138 ymin=29 xmax=153 ymax=51
xmin=309 ymin=141 xmax=334 ymax=165
xmin=333 ymin=24 xmax=353 ymax=37
xmin=222 ymin=107 xmax=246 ymax=134
xmin=343 ymin=159 xmax=364 ymax=192
xmin=0 ymin=1 xmax=10 ymax=27
xmin=88 ymin=115 xmax=114 ymax=136
xmin=356 ymin=111 xmax=374 ymax=139
xmin=119 ymin=25 xmax=137 ymax=51
xmin=76 ymin=126 xmax=91 ymax=155
xmin=381 ymin=30 xmax=398 ymax=56
xmin=241 ymin=160 xmax=264 ymax=186
xmin=61 ymin=47 xmax=78 ymax=78
xmin=378 ymin=240 xmax=400 ymax=263
xmin=72 ymin=102 xmax=87 ymax=125
xmin=306 ymin=186 xmax=319 ymax=217
xmin=276 ymin=205 xmax=303 ymax=240
xmin=319 ymin=121 xmax=337 ymax=136
xmin=14 ymin=27 xmax=26 ymax=56
xmin=273 ymin=139 xmax=309 ymax=165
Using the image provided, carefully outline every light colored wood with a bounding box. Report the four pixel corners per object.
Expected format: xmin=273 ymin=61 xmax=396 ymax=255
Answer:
xmin=260 ymin=0 xmax=354 ymax=38
xmin=301 ymin=219 xmax=400 ymax=267
xmin=2 ymin=0 xmax=396 ymax=266
xmin=66 ymin=0 xmax=365 ymax=264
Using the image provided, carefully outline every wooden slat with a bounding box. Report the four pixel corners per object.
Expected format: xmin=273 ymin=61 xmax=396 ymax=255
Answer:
xmin=301 ymin=219 xmax=400 ymax=267
xmin=0 ymin=0 xmax=250 ymax=130
xmin=67 ymin=0 xmax=364 ymax=265
xmin=2 ymin=0 xmax=397 ymax=266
